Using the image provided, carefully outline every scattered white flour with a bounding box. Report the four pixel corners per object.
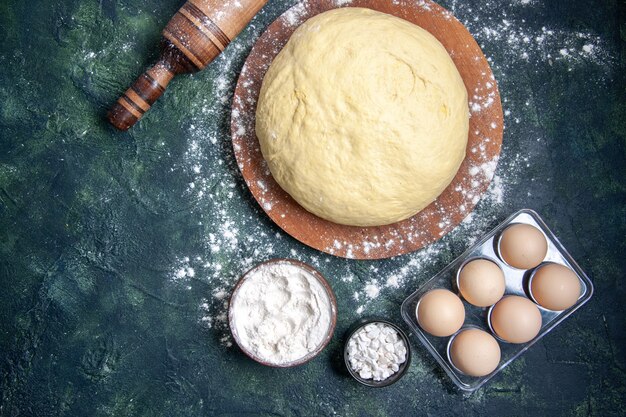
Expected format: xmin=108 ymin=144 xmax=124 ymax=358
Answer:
xmin=283 ymin=1 xmax=309 ymax=27
xmin=449 ymin=1 xmax=614 ymax=70
xmin=229 ymin=262 xmax=333 ymax=365
xmin=347 ymin=322 xmax=407 ymax=381
xmin=160 ymin=0 xmax=616 ymax=348
xmin=364 ymin=283 xmax=381 ymax=299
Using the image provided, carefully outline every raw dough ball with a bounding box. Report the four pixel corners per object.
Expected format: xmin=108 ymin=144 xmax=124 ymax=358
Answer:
xmin=256 ymin=8 xmax=469 ymax=226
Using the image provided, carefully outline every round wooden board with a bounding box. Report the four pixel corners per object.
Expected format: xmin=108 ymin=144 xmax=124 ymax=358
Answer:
xmin=231 ymin=0 xmax=503 ymax=260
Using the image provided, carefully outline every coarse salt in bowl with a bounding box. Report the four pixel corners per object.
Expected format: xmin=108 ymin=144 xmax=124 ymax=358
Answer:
xmin=343 ymin=318 xmax=412 ymax=387
xmin=228 ymin=259 xmax=337 ymax=367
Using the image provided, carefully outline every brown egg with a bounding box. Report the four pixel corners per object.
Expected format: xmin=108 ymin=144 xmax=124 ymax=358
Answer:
xmin=458 ymin=259 xmax=506 ymax=307
xmin=417 ymin=289 xmax=465 ymax=337
xmin=499 ymin=224 xmax=548 ymax=269
xmin=530 ymin=263 xmax=581 ymax=311
xmin=490 ymin=295 xmax=542 ymax=343
xmin=449 ymin=328 xmax=501 ymax=377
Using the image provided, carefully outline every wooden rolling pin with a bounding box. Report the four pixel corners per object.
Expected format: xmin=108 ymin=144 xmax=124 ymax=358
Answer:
xmin=108 ymin=0 xmax=268 ymax=131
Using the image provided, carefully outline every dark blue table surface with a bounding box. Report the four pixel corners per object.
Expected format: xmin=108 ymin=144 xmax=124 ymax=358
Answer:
xmin=1 ymin=0 xmax=625 ymax=415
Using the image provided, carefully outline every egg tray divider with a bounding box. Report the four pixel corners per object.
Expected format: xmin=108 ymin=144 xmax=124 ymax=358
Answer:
xmin=400 ymin=208 xmax=594 ymax=392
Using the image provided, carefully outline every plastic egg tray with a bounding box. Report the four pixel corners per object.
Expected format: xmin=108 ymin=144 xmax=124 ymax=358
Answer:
xmin=400 ymin=209 xmax=593 ymax=392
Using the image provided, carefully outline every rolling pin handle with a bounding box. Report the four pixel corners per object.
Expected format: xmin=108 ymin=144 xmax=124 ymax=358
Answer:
xmin=108 ymin=60 xmax=175 ymax=131
xmin=108 ymin=0 xmax=269 ymax=131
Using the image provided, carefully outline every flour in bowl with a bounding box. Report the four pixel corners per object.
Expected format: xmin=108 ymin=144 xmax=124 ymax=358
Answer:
xmin=229 ymin=261 xmax=334 ymax=365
